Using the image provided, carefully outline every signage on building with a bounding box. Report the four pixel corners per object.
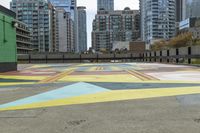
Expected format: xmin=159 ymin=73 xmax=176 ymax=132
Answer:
xmin=179 ymin=18 xmax=190 ymax=30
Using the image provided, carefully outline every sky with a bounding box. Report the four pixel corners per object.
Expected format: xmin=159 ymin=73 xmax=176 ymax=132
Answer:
xmin=0 ymin=0 xmax=139 ymax=47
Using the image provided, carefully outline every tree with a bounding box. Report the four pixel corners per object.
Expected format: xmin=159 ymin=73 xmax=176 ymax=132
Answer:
xmin=151 ymin=32 xmax=193 ymax=51
xmin=168 ymin=32 xmax=192 ymax=48
xmin=151 ymin=39 xmax=167 ymax=51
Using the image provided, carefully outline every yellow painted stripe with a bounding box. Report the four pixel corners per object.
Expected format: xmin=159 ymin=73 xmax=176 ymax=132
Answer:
xmin=59 ymin=74 xmax=140 ymax=82
xmin=126 ymin=70 xmax=146 ymax=81
xmin=2 ymin=86 xmax=200 ymax=111
xmin=87 ymin=67 xmax=97 ymax=71
xmin=100 ymin=67 xmax=104 ymax=70
xmin=96 ymin=67 xmax=100 ymax=71
xmin=0 ymin=75 xmax=48 ymax=80
xmin=77 ymin=64 xmax=94 ymax=67
xmin=110 ymin=66 xmax=121 ymax=71
xmin=0 ymin=82 xmax=35 ymax=86
xmin=28 ymin=65 xmax=49 ymax=69
xmin=39 ymin=69 xmax=74 ymax=83
xmin=95 ymin=67 xmax=100 ymax=71
xmin=131 ymin=70 xmax=159 ymax=80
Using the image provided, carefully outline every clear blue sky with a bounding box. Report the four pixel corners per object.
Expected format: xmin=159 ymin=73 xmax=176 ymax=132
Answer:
xmin=0 ymin=0 xmax=139 ymax=48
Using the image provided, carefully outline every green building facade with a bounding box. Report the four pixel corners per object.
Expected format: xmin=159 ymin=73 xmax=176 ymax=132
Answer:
xmin=0 ymin=5 xmax=17 ymax=72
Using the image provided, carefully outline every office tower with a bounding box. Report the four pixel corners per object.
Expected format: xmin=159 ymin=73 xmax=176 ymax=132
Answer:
xmin=184 ymin=0 xmax=200 ymax=19
xmin=92 ymin=8 xmax=140 ymax=51
xmin=176 ymin=0 xmax=184 ymax=22
xmin=97 ymin=0 xmax=114 ymax=11
xmin=48 ymin=0 xmax=77 ymax=52
xmin=47 ymin=2 xmax=75 ymax=52
xmin=0 ymin=5 xmax=17 ymax=72
xmin=140 ymin=0 xmax=176 ymax=49
xmin=77 ymin=6 xmax=87 ymax=53
xmin=54 ymin=8 xmax=75 ymax=52
xmin=10 ymin=0 xmax=51 ymax=52
xmin=56 ymin=9 xmax=69 ymax=52
xmin=48 ymin=3 xmax=57 ymax=52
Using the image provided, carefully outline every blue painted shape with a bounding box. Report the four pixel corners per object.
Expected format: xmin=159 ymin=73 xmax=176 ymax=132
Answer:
xmin=76 ymin=67 xmax=89 ymax=71
xmin=0 ymin=82 xmax=109 ymax=108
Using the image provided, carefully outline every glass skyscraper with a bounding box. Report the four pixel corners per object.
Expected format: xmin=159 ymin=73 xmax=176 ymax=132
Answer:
xmin=77 ymin=6 xmax=87 ymax=53
xmin=176 ymin=0 xmax=184 ymax=22
xmin=140 ymin=0 xmax=176 ymax=49
xmin=97 ymin=0 xmax=114 ymax=11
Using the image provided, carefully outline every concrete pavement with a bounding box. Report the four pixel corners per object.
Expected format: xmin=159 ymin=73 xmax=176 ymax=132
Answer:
xmin=0 ymin=63 xmax=200 ymax=132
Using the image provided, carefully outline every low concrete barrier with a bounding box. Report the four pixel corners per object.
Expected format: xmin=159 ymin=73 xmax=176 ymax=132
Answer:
xmin=142 ymin=46 xmax=200 ymax=64
xmin=18 ymin=53 xmax=139 ymax=63
xmin=191 ymin=45 xmax=200 ymax=55
xmin=17 ymin=46 xmax=200 ymax=64
xmin=81 ymin=54 xmax=97 ymax=59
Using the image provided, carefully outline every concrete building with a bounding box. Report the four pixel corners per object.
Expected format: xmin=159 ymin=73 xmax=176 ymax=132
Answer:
xmin=0 ymin=5 xmax=17 ymax=72
xmin=16 ymin=20 xmax=33 ymax=54
xmin=92 ymin=8 xmax=140 ymax=52
xmin=49 ymin=0 xmax=78 ymax=53
xmin=49 ymin=0 xmax=76 ymax=20
xmin=112 ymin=41 xmax=145 ymax=53
xmin=77 ymin=6 xmax=87 ymax=53
xmin=48 ymin=3 xmax=57 ymax=52
xmin=10 ymin=0 xmax=51 ymax=52
xmin=140 ymin=0 xmax=176 ymax=49
xmin=56 ymin=9 xmax=69 ymax=52
xmin=97 ymin=0 xmax=114 ymax=11
xmin=66 ymin=12 xmax=75 ymax=53
xmin=55 ymin=8 xmax=75 ymax=52
xmin=112 ymin=41 xmax=130 ymax=51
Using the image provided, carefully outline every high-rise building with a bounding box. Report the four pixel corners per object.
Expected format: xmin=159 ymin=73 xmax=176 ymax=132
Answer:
xmin=48 ymin=2 xmax=75 ymax=53
xmin=184 ymin=0 xmax=200 ymax=19
xmin=77 ymin=6 xmax=87 ymax=53
xmin=48 ymin=0 xmax=76 ymax=20
xmin=10 ymin=0 xmax=51 ymax=52
xmin=92 ymin=8 xmax=140 ymax=51
xmin=48 ymin=3 xmax=57 ymax=52
xmin=54 ymin=8 xmax=75 ymax=52
xmin=56 ymin=9 xmax=69 ymax=52
xmin=48 ymin=0 xmax=78 ymax=52
xmin=97 ymin=0 xmax=114 ymax=11
xmin=140 ymin=0 xmax=176 ymax=49
xmin=176 ymin=0 xmax=184 ymax=22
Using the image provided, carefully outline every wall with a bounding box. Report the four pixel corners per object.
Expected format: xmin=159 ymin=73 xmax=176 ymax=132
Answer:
xmin=143 ymin=46 xmax=200 ymax=64
xmin=0 ymin=12 xmax=17 ymax=72
xmin=129 ymin=41 xmax=145 ymax=53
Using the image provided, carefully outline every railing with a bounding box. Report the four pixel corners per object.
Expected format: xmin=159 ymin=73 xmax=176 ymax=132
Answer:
xmin=17 ymin=45 xmax=200 ymax=64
